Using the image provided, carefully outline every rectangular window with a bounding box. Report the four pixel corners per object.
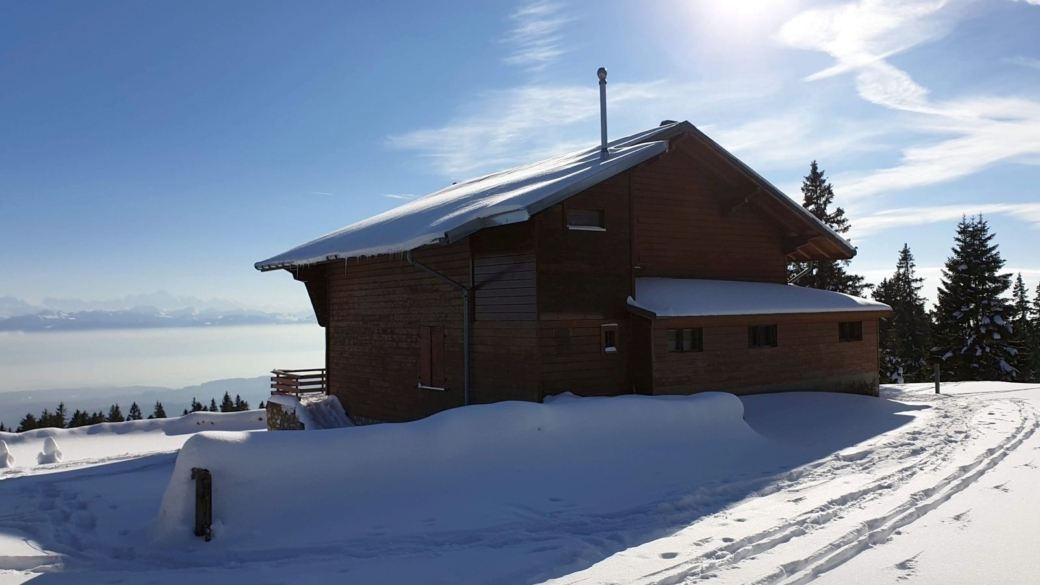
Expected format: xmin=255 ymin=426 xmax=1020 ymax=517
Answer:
xmin=667 ymin=328 xmax=703 ymax=352
xmin=601 ymin=323 xmax=619 ymax=354
xmin=566 ymin=209 xmax=605 ymax=231
xmin=748 ymin=325 xmax=778 ymax=348
xmin=418 ymin=325 xmax=445 ymax=389
xmin=839 ymin=321 xmax=863 ymax=342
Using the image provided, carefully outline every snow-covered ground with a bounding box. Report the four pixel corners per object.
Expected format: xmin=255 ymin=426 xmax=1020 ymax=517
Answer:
xmin=0 ymin=383 xmax=1036 ymax=584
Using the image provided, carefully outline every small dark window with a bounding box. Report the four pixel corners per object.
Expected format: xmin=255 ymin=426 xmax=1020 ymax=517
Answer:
xmin=601 ymin=324 xmax=618 ymax=354
xmin=667 ymin=328 xmax=703 ymax=352
xmin=566 ymin=209 xmax=605 ymax=231
xmin=839 ymin=321 xmax=863 ymax=342
xmin=748 ymin=325 xmax=778 ymax=348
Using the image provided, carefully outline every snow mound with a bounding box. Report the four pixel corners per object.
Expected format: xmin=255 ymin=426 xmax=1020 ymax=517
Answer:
xmin=156 ymin=392 xmax=758 ymax=547
xmin=267 ymin=393 xmax=352 ymax=430
xmin=36 ymin=437 xmax=62 ymax=465
xmin=0 ymin=440 xmax=13 ymax=468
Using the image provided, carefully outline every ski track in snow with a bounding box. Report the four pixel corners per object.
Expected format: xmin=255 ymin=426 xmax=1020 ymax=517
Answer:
xmin=549 ymin=393 xmax=1039 ymax=585
xmin=1 ymin=391 xmax=1036 ymax=584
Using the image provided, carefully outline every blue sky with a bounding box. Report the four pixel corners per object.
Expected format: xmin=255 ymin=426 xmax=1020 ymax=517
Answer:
xmin=1 ymin=0 xmax=1038 ymax=311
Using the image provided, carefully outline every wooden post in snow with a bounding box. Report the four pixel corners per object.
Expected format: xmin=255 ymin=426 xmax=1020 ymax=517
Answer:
xmin=191 ymin=467 xmax=213 ymax=541
xmin=934 ymin=363 xmax=941 ymax=394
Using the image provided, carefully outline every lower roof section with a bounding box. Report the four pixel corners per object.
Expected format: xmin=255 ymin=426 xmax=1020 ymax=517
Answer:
xmin=628 ymin=278 xmax=891 ymax=318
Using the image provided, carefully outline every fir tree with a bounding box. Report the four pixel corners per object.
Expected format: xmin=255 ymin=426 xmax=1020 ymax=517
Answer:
xmin=209 ymin=398 xmax=218 ymax=412
xmin=54 ymin=403 xmax=68 ymax=428
xmin=89 ymin=411 xmax=105 ymax=425
xmin=127 ymin=402 xmax=142 ymax=421
xmin=69 ymin=410 xmax=89 ymax=428
xmin=220 ymin=392 xmax=235 ymax=413
xmin=152 ymin=401 xmax=167 ymax=419
xmin=1010 ymin=274 xmax=1034 ymax=380
xmin=17 ymin=413 xmax=38 ymax=432
xmin=258 ymin=400 xmax=266 ymax=410
xmin=0 ymin=422 xmax=7 ymax=432
xmin=107 ymin=404 xmax=125 ymax=423
xmin=873 ymin=245 xmax=932 ymax=383
xmin=932 ymin=216 xmax=1017 ymax=381
xmin=190 ymin=398 xmax=205 ymax=413
xmin=233 ymin=394 xmax=249 ymax=411
xmin=182 ymin=408 xmax=189 ymax=416
xmin=788 ymin=161 xmax=868 ymax=296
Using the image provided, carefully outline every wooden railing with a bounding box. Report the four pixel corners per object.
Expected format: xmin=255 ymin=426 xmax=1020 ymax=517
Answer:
xmin=270 ymin=368 xmax=327 ymax=395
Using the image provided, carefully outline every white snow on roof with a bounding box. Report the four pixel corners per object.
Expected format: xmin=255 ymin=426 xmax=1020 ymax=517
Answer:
xmin=256 ymin=125 xmax=675 ymax=270
xmin=629 ymin=278 xmax=890 ymax=318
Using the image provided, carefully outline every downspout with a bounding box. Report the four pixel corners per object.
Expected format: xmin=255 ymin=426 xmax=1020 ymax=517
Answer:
xmin=407 ymin=250 xmax=471 ymax=406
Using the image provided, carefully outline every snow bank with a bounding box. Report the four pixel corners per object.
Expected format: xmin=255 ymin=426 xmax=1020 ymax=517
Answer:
xmin=157 ymin=392 xmax=761 ymax=547
xmin=0 ymin=411 xmax=267 ymax=472
xmin=630 ymin=278 xmax=890 ymax=317
xmin=267 ymin=393 xmax=352 ymax=430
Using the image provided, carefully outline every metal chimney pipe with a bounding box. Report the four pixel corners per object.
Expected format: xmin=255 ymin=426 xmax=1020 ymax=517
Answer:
xmin=598 ymin=67 xmax=608 ymax=157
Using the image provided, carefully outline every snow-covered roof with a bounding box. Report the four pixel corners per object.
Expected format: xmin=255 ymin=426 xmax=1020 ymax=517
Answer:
xmin=255 ymin=125 xmax=675 ymax=271
xmin=256 ymin=121 xmax=857 ymax=272
xmin=628 ymin=278 xmax=891 ymax=318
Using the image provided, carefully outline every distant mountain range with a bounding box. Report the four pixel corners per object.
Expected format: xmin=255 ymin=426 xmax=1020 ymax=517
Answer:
xmin=0 ymin=292 xmax=314 ymax=332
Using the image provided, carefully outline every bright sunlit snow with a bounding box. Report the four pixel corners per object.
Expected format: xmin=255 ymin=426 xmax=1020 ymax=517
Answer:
xmin=0 ymin=383 xmax=1037 ymax=584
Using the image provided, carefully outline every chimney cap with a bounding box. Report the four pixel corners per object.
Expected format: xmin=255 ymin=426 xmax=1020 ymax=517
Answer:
xmin=597 ymin=67 xmax=607 ymax=82
xmin=659 ymin=119 xmax=677 ymax=126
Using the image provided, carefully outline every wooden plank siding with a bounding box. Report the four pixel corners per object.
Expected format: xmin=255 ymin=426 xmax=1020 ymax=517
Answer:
xmin=535 ymin=173 xmax=633 ymax=398
xmin=470 ymin=223 xmax=540 ymax=404
xmin=650 ymin=313 xmax=881 ymax=396
xmin=325 ymin=244 xmax=470 ymax=423
xmin=631 ymin=146 xmax=788 ymax=283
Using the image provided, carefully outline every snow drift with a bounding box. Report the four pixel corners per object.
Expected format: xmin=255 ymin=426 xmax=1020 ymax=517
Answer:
xmin=156 ymin=392 xmax=763 ymax=548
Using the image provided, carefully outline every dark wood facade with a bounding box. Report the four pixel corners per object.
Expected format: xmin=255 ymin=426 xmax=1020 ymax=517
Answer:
xmin=288 ymin=140 xmax=884 ymax=423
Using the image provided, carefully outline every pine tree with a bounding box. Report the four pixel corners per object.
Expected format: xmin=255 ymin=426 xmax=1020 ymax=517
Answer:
xmin=932 ymin=216 xmax=1017 ymax=380
xmin=220 ymin=392 xmax=235 ymax=413
xmin=69 ymin=410 xmax=88 ymax=428
xmin=1010 ymin=274 xmax=1034 ymax=380
xmin=233 ymin=394 xmax=249 ymax=411
xmin=190 ymin=398 xmax=206 ymax=413
xmin=0 ymin=422 xmax=7 ymax=432
xmin=209 ymin=398 xmax=218 ymax=412
xmin=89 ymin=411 xmax=105 ymax=425
xmin=258 ymin=400 xmax=266 ymax=410
xmin=152 ymin=401 xmax=167 ymax=419
xmin=182 ymin=408 xmax=189 ymax=416
xmin=873 ymin=245 xmax=932 ymax=383
xmin=107 ymin=404 xmax=125 ymax=423
xmin=788 ymin=161 xmax=868 ymax=296
xmin=54 ymin=403 xmax=68 ymax=428
xmin=127 ymin=402 xmax=142 ymax=421
xmin=17 ymin=413 xmax=38 ymax=432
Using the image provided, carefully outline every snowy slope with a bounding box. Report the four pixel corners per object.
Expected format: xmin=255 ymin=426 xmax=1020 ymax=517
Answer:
xmin=0 ymin=411 xmax=266 ymax=477
xmin=1 ymin=383 xmax=1038 ymax=585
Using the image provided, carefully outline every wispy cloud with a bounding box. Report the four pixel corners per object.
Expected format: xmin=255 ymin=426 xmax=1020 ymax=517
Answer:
xmin=852 ymin=203 xmax=1040 ymax=237
xmin=307 ymin=191 xmax=335 ymax=196
xmin=383 ymin=194 xmax=415 ymax=200
xmin=386 ymin=79 xmax=771 ymax=179
xmin=502 ymin=0 xmax=569 ymax=72
xmin=1006 ymin=55 xmax=1040 ymax=70
xmin=777 ymin=0 xmax=1040 ymax=200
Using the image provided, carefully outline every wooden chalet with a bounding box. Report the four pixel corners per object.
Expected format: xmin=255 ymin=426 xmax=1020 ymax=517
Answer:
xmin=256 ymin=121 xmax=891 ymax=424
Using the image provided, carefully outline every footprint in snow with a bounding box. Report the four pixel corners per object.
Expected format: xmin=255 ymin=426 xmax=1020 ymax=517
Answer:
xmin=660 ymin=552 xmax=679 ymax=559
xmin=721 ymin=537 xmax=735 ymax=543
xmin=894 ymin=552 xmax=922 ymax=580
xmin=992 ymin=482 xmax=1010 ymax=493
